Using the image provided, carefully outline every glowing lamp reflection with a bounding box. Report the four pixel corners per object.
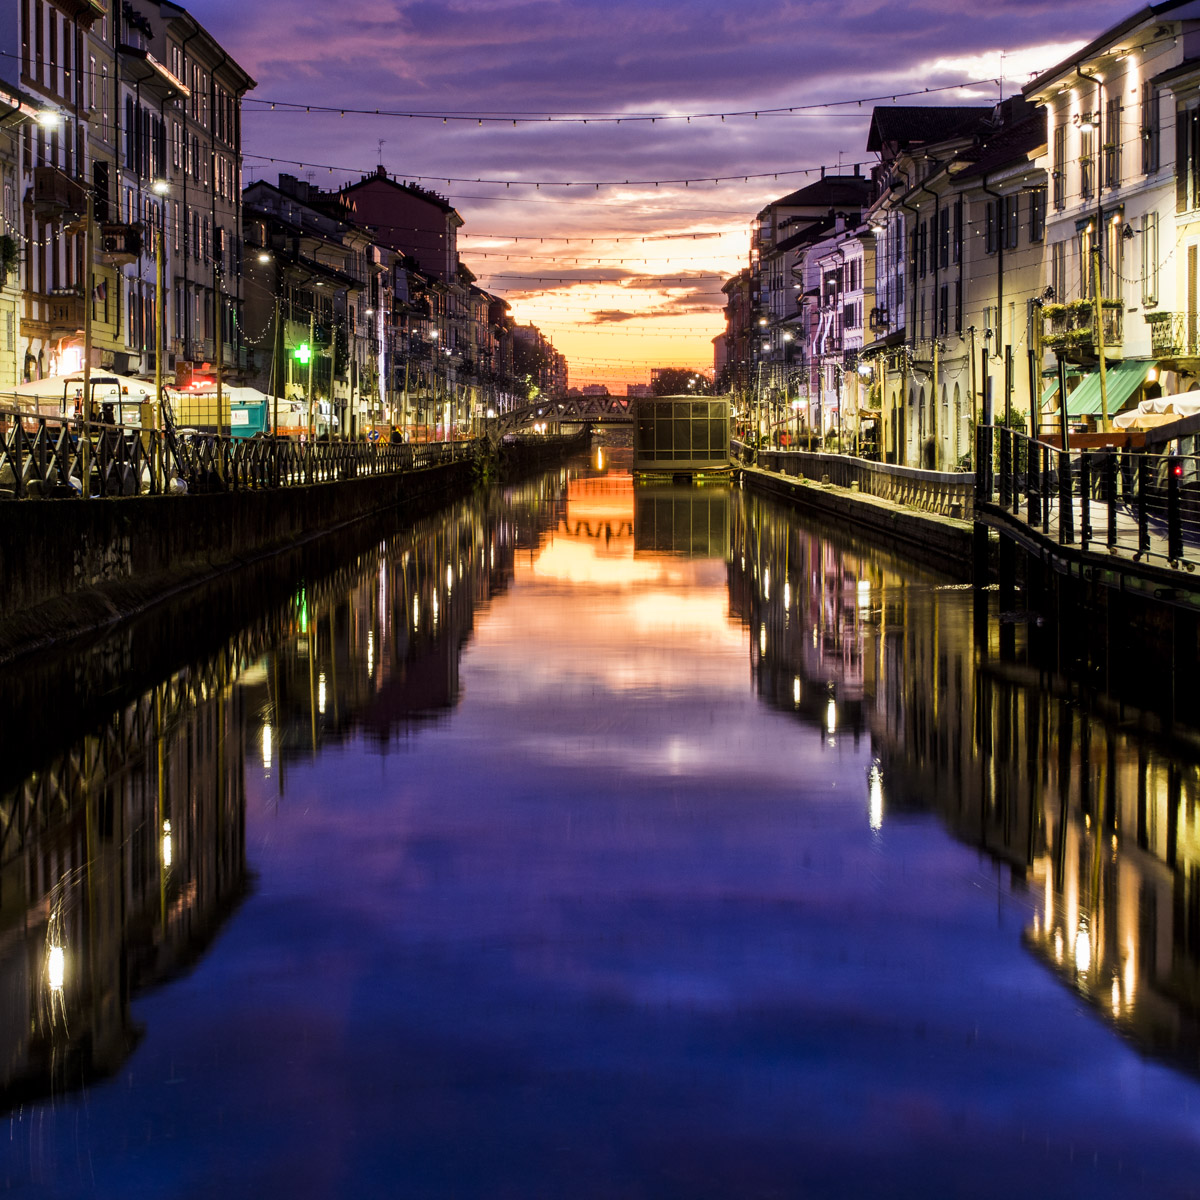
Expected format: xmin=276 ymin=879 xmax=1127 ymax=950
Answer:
xmin=826 ymin=699 xmax=837 ymax=734
xmin=48 ymin=945 xmax=65 ymax=991
xmin=1075 ymin=929 xmax=1092 ymax=974
xmin=318 ymin=672 xmax=327 ymax=715
xmin=162 ymin=819 xmax=173 ymax=868
xmin=261 ymin=723 xmax=273 ymax=768
xmin=759 ymin=624 xmax=767 ymax=656
xmin=868 ymin=764 xmax=884 ymax=830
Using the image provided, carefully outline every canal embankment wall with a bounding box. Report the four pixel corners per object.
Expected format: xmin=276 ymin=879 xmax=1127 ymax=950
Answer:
xmin=0 ymin=459 xmax=475 ymax=667
xmin=741 ymin=463 xmax=975 ymax=581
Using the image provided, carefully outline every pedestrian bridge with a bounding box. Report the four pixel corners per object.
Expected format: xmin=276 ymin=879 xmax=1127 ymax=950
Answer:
xmin=496 ymin=395 xmax=633 ymax=435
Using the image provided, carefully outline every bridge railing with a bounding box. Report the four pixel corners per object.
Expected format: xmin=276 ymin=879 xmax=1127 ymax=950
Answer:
xmin=0 ymin=408 xmax=479 ymax=499
xmin=976 ymin=424 xmax=1200 ymax=569
xmin=743 ymin=441 xmax=974 ymax=519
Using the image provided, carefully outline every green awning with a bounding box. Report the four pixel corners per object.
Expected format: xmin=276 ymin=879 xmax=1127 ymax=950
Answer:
xmin=1066 ymin=359 xmax=1154 ymax=417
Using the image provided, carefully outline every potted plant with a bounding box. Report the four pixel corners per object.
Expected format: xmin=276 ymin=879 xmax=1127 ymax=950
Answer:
xmin=1042 ymin=302 xmax=1068 ymax=331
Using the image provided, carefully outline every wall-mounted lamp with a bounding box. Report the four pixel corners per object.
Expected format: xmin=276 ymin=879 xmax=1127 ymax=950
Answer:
xmin=1076 ymin=112 xmax=1097 ymax=132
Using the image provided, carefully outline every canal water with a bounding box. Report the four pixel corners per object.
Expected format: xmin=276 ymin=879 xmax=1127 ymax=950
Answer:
xmin=4 ymin=441 xmax=1200 ymax=1198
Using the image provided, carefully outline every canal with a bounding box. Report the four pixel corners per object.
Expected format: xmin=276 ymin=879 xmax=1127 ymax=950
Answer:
xmin=4 ymin=440 xmax=1200 ymax=1198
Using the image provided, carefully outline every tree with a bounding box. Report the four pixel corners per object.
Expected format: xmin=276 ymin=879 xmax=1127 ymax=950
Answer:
xmin=650 ymin=368 xmax=711 ymax=396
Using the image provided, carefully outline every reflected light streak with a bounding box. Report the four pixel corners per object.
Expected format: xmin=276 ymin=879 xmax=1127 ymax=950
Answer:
xmin=826 ymin=698 xmax=837 ymax=735
xmin=318 ymin=672 xmax=327 ymax=715
xmin=47 ymin=945 xmax=65 ymax=992
xmin=367 ymin=632 xmax=375 ymax=677
xmin=784 ymin=581 xmax=791 ymax=609
xmin=759 ymin=624 xmax=767 ymax=657
xmin=793 ymin=676 xmax=801 ymax=706
xmin=261 ymin=722 xmax=273 ymax=769
xmin=868 ymin=763 xmax=884 ymax=831
xmin=162 ymin=819 xmax=173 ymax=869
xmin=1054 ymin=928 xmax=1064 ymax=965
xmin=1075 ymin=928 xmax=1092 ymax=975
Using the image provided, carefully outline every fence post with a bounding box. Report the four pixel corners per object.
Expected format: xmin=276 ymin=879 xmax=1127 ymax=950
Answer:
xmin=1041 ymin=445 xmax=1051 ymax=533
xmin=1028 ymin=435 xmax=1040 ymax=526
xmin=13 ymin=416 xmax=23 ymax=499
xmin=1137 ymin=455 xmax=1150 ymax=557
xmin=1168 ymin=460 xmax=1184 ymax=563
xmin=999 ymin=426 xmax=1011 ymax=509
xmin=1059 ymin=447 xmax=1074 ymax=544
xmin=1105 ymin=451 xmax=1117 ymax=549
xmin=1079 ymin=452 xmax=1092 ymax=551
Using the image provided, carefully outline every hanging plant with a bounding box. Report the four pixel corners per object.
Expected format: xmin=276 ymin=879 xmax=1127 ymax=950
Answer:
xmin=0 ymin=234 xmax=17 ymax=281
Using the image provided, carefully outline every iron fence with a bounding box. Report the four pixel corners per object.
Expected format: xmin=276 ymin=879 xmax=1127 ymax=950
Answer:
xmin=745 ymin=442 xmax=974 ymax=519
xmin=977 ymin=424 xmax=1200 ymax=570
xmin=0 ymin=408 xmax=477 ymax=500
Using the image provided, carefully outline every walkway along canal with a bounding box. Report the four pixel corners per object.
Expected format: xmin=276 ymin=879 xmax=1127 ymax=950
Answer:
xmin=0 ymin=424 xmax=587 ymax=666
xmin=4 ymin=442 xmax=1200 ymax=1197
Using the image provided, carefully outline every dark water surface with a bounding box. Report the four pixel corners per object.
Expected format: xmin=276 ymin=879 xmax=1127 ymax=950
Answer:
xmin=5 ymin=444 xmax=1200 ymax=1198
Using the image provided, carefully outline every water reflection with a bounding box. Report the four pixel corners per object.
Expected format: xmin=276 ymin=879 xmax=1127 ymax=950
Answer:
xmin=8 ymin=445 xmax=1200 ymax=1164
xmin=0 ymin=662 xmax=246 ymax=1104
xmin=732 ymin=487 xmax=1200 ymax=1075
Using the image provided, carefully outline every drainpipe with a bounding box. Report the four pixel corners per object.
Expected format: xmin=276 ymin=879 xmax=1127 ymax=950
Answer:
xmin=180 ymin=25 xmax=201 ymax=363
xmin=1077 ymin=63 xmax=1110 ymax=430
xmin=898 ymin=186 xmax=924 ymax=466
xmin=917 ymin=166 xmax=942 ymax=464
xmin=979 ymin=171 xmax=1006 ymax=424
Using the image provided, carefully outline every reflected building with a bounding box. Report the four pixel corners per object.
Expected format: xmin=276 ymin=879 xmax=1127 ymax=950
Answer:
xmin=729 ymin=486 xmax=1200 ymax=1076
xmin=0 ymin=660 xmax=247 ymax=1107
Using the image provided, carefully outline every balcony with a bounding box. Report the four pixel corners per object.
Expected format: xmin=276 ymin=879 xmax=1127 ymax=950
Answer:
xmin=32 ymin=167 xmax=86 ymax=220
xmin=98 ymin=223 xmax=142 ymax=266
xmin=1144 ymin=311 xmax=1200 ymax=358
xmin=45 ymin=289 xmax=85 ymax=335
xmin=1041 ymin=300 xmax=1123 ymax=362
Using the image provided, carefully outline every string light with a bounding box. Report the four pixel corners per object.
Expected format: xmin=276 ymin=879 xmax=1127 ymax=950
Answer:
xmin=242 ymin=152 xmax=879 ymax=192
xmin=241 ymin=79 xmax=997 ymax=125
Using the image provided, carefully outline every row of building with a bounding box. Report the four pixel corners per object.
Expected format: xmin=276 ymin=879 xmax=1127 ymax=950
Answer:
xmin=2 ymin=0 xmax=567 ymax=438
xmin=717 ymin=0 xmax=1200 ymax=468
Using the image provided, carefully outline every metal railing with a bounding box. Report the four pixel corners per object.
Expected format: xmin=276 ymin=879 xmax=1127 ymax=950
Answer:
xmin=977 ymin=424 xmax=1200 ymax=570
xmin=747 ymin=443 xmax=975 ymax=519
xmin=0 ymin=408 xmax=478 ymax=499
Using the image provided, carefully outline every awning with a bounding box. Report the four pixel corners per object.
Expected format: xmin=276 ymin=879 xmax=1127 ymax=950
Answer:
xmin=1066 ymin=359 xmax=1154 ymax=417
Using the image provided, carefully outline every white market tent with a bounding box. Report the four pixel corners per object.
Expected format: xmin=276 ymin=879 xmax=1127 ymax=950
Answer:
xmin=1112 ymin=393 xmax=1200 ymax=431
xmin=3 ymin=372 xmax=154 ymax=419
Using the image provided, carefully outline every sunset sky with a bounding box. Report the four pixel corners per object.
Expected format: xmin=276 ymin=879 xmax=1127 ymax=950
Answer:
xmin=203 ymin=0 xmax=1136 ymax=390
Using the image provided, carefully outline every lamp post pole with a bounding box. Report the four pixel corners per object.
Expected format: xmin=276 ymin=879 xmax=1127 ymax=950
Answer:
xmin=155 ymin=222 xmax=164 ymax=488
xmin=82 ymin=187 xmax=93 ymax=500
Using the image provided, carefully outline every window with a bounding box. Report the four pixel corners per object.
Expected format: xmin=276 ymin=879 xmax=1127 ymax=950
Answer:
xmin=938 ymin=283 xmax=949 ymax=335
xmin=954 ymin=278 xmax=962 ymax=333
xmin=1105 ymin=217 xmax=1124 ymax=302
xmin=1104 ymin=97 xmax=1122 ymax=188
xmin=985 ymin=201 xmax=997 ymax=254
xmin=1142 ymin=83 xmax=1160 ymax=175
xmin=1004 ymin=195 xmax=1019 ymax=250
xmin=1051 ymin=240 xmax=1066 ymax=302
xmin=1030 ymin=190 xmax=1046 ymax=242
xmin=1080 ymin=126 xmax=1094 ymax=200
xmin=938 ymin=206 xmax=950 ymax=269
xmin=953 ymin=198 xmax=963 ymax=264
xmin=1079 ymin=225 xmax=1095 ymax=298
xmin=1142 ymin=211 xmax=1159 ymax=306
xmin=918 ymin=219 xmax=928 ymax=278
xmin=1176 ymin=104 xmax=1200 ymax=212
